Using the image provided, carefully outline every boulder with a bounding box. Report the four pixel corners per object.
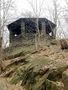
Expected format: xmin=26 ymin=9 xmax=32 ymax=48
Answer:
xmin=60 ymin=39 xmax=68 ymax=50
xmin=62 ymin=69 xmax=68 ymax=90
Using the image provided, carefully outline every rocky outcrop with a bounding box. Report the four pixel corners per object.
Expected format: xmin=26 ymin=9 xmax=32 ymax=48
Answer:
xmin=62 ymin=69 xmax=68 ymax=90
xmin=60 ymin=39 xmax=68 ymax=50
xmin=0 ymin=42 xmax=68 ymax=90
xmin=46 ymin=79 xmax=64 ymax=90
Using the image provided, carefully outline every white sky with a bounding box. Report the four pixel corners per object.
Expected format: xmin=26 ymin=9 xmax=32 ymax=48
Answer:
xmin=14 ymin=0 xmax=55 ymax=18
xmin=6 ymin=0 xmax=67 ymax=23
xmin=15 ymin=0 xmax=66 ymax=16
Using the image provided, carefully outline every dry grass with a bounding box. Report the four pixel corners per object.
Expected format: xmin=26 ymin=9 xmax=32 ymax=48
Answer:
xmin=0 ymin=39 xmax=68 ymax=90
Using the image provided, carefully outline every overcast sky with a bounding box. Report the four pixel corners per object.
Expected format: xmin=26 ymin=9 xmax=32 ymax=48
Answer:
xmin=15 ymin=0 xmax=66 ymax=12
xmin=14 ymin=0 xmax=66 ymax=17
xmin=6 ymin=0 xmax=67 ymax=23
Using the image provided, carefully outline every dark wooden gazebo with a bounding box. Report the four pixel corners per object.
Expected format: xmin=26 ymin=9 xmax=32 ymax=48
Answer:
xmin=7 ymin=18 xmax=56 ymax=45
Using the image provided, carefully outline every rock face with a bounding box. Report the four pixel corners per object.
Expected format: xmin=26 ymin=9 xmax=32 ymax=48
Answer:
xmin=46 ymin=79 xmax=64 ymax=90
xmin=60 ymin=39 xmax=68 ymax=50
xmin=0 ymin=78 xmax=25 ymax=90
xmin=0 ymin=41 xmax=68 ymax=90
xmin=62 ymin=69 xmax=68 ymax=90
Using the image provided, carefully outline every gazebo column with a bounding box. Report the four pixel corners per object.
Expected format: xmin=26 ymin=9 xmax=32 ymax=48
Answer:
xmin=21 ymin=21 xmax=26 ymax=39
xmin=41 ymin=22 xmax=47 ymax=38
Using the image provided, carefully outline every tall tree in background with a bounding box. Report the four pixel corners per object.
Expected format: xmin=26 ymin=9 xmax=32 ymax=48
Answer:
xmin=25 ymin=0 xmax=45 ymax=50
xmin=0 ymin=0 xmax=1 ymax=31
xmin=65 ymin=0 xmax=68 ymax=5
xmin=0 ymin=0 xmax=16 ymax=71
xmin=52 ymin=0 xmax=58 ymax=38
xmin=0 ymin=0 xmax=15 ymax=49
xmin=48 ymin=0 xmax=65 ymax=38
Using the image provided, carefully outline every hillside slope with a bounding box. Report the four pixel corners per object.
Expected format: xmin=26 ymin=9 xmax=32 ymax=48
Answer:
xmin=0 ymin=39 xmax=68 ymax=90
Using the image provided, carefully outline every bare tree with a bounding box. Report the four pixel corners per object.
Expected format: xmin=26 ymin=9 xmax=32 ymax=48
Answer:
xmin=0 ymin=0 xmax=16 ymax=72
xmin=65 ymin=0 xmax=68 ymax=5
xmin=0 ymin=0 xmax=16 ymax=48
xmin=23 ymin=0 xmax=45 ymax=50
xmin=48 ymin=0 xmax=65 ymax=38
